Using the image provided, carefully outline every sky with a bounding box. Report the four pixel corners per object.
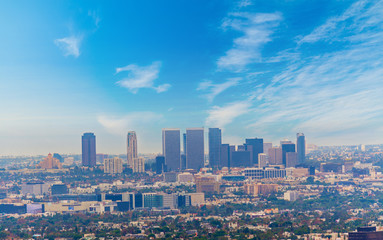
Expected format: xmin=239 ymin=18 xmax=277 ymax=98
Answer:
xmin=0 ymin=0 xmax=383 ymax=155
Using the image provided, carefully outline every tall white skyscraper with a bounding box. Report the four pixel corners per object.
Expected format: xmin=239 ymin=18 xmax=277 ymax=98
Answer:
xmin=162 ymin=129 xmax=181 ymax=171
xmin=186 ymin=128 xmax=204 ymax=171
xmin=127 ymin=131 xmax=137 ymax=169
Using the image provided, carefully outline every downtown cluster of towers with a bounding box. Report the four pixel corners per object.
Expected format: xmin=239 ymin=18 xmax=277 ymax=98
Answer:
xmin=81 ymin=129 xmax=306 ymax=172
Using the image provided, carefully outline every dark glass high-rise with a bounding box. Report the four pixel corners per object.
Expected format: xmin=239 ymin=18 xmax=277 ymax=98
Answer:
xmin=208 ymin=128 xmax=222 ymax=169
xmin=281 ymin=142 xmax=295 ymax=165
xmin=296 ymin=133 xmax=306 ymax=164
xmin=82 ymin=132 xmax=96 ymax=167
xmin=245 ymin=138 xmax=263 ymax=166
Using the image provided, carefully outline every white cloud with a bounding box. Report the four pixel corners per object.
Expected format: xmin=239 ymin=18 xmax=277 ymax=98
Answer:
xmin=218 ymin=12 xmax=282 ymax=71
xmin=98 ymin=112 xmax=163 ymax=135
xmin=116 ymin=61 xmax=171 ymax=93
xmin=237 ymin=0 xmax=253 ymax=8
xmin=155 ymin=83 xmax=171 ymax=93
xmin=205 ymin=101 xmax=251 ymax=128
xmin=297 ymin=0 xmax=373 ymax=44
xmin=54 ymin=35 xmax=83 ymax=58
xmin=207 ymin=0 xmax=383 ymax=145
xmin=197 ymin=78 xmax=241 ymax=102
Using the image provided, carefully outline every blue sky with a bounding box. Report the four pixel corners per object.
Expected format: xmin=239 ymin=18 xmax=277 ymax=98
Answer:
xmin=0 ymin=0 xmax=383 ymax=155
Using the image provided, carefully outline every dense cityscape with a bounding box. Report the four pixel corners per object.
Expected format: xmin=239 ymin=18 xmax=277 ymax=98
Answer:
xmin=0 ymin=128 xmax=382 ymax=239
xmin=2 ymin=0 xmax=383 ymax=239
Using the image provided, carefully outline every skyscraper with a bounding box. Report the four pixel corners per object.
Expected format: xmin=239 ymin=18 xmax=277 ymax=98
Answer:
xmin=186 ymin=128 xmax=204 ymax=171
xmin=281 ymin=141 xmax=295 ymax=165
xmin=220 ymin=144 xmax=232 ymax=169
xmin=162 ymin=129 xmax=181 ymax=171
xmin=82 ymin=132 xmax=96 ymax=167
xmin=208 ymin=128 xmax=222 ymax=169
xmin=183 ymin=133 xmax=187 ymax=154
xmin=296 ymin=133 xmax=306 ymax=164
xmin=268 ymin=147 xmax=283 ymax=165
xmin=245 ymin=138 xmax=263 ymax=166
xmin=263 ymin=143 xmax=273 ymax=157
xmin=127 ymin=131 xmax=137 ymax=169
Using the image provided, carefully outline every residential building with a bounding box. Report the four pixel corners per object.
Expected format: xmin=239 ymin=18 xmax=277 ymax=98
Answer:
xmin=104 ymin=157 xmax=123 ymax=174
xmin=195 ymin=176 xmax=220 ymax=193
xmin=133 ymin=157 xmax=145 ymax=173
xmin=244 ymin=183 xmax=278 ymax=196
xmin=38 ymin=153 xmax=62 ymax=169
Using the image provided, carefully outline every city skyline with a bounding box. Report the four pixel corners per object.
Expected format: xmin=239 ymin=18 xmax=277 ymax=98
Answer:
xmin=1 ymin=0 xmax=383 ymax=155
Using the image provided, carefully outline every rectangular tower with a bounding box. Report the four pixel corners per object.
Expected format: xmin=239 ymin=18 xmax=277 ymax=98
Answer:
xmin=245 ymin=138 xmax=263 ymax=166
xmin=281 ymin=141 xmax=296 ymax=165
xmin=82 ymin=132 xmax=96 ymax=167
xmin=208 ymin=128 xmax=222 ymax=169
xmin=162 ymin=129 xmax=181 ymax=172
xmin=127 ymin=131 xmax=137 ymax=169
xmin=296 ymin=133 xmax=306 ymax=164
xmin=186 ymin=128 xmax=204 ymax=171
xmin=268 ymin=147 xmax=283 ymax=165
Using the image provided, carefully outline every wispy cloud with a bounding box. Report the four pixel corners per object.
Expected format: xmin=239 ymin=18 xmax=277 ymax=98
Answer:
xmin=218 ymin=12 xmax=282 ymax=71
xmin=246 ymin=0 xmax=383 ymax=144
xmin=116 ymin=61 xmax=170 ymax=93
xmin=237 ymin=0 xmax=253 ymax=8
xmin=55 ymin=9 xmax=100 ymax=58
xmin=197 ymin=78 xmax=241 ymax=102
xmin=98 ymin=112 xmax=163 ymax=135
xmin=205 ymin=100 xmax=251 ymax=128
xmin=297 ymin=0 xmax=371 ymax=44
xmin=88 ymin=10 xmax=101 ymax=28
xmin=54 ymin=35 xmax=83 ymax=58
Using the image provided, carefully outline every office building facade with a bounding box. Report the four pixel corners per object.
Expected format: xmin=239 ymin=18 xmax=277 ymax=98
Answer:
xmin=281 ymin=141 xmax=295 ymax=165
xmin=268 ymin=147 xmax=283 ymax=165
xmin=245 ymin=138 xmax=263 ymax=166
xmin=82 ymin=133 xmax=96 ymax=167
xmin=296 ymin=133 xmax=305 ymax=164
xmin=162 ymin=129 xmax=181 ymax=171
xmin=186 ymin=128 xmax=204 ymax=171
xmin=208 ymin=128 xmax=222 ymax=169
